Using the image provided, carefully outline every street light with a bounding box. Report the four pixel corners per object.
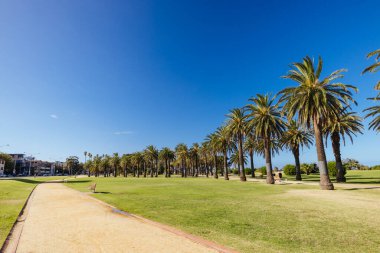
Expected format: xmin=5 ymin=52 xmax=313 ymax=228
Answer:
xmin=27 ymin=153 xmax=40 ymax=176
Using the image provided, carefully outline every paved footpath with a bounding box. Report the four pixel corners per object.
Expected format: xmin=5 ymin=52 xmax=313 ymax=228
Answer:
xmin=11 ymin=183 xmax=223 ymax=253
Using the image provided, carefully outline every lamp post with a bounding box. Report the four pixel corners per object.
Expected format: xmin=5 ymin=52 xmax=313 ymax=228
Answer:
xmin=27 ymin=153 xmax=40 ymax=176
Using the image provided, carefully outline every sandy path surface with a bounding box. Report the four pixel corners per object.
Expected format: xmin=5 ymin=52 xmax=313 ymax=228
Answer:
xmin=15 ymin=183 xmax=219 ymax=253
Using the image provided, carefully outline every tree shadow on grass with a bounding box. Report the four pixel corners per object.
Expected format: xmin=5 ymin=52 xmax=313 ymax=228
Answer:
xmin=342 ymin=186 xmax=380 ymax=191
xmin=66 ymin=180 xmax=92 ymax=184
xmin=9 ymin=178 xmax=42 ymax=184
xmin=344 ymin=180 xmax=380 ymax=184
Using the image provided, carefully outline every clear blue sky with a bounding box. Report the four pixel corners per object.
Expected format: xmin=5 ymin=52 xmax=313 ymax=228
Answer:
xmin=0 ymin=0 xmax=379 ymax=166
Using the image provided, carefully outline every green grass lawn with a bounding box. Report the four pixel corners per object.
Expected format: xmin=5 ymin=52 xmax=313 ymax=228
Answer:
xmin=67 ymin=176 xmax=380 ymax=253
xmin=0 ymin=176 xmax=65 ymax=246
xmin=282 ymin=170 xmax=380 ymax=184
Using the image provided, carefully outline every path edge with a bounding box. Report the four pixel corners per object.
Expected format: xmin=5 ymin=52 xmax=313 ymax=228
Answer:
xmin=1 ymin=184 xmax=38 ymax=253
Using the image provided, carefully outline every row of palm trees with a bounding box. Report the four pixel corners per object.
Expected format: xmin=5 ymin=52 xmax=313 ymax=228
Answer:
xmin=83 ymin=51 xmax=379 ymax=190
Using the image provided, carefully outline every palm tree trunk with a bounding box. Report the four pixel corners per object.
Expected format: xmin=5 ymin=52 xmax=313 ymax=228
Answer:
xmin=214 ymin=154 xmax=218 ymax=179
xmin=181 ymin=158 xmax=185 ymax=177
xmin=332 ymin=132 xmax=346 ymax=183
xmin=165 ymin=159 xmax=168 ymax=177
xmin=313 ymin=118 xmax=334 ymax=190
xmin=195 ymin=156 xmax=199 ymax=177
xmin=205 ymin=157 xmax=209 ymax=177
xmin=155 ymin=159 xmax=158 ymax=177
xmin=168 ymin=160 xmax=171 ymax=177
xmin=223 ymin=150 xmax=229 ymax=180
xmin=264 ymin=138 xmax=274 ymax=184
xmin=292 ymin=146 xmax=302 ymax=181
xmin=249 ymin=149 xmax=255 ymax=178
xmin=150 ymin=161 xmax=154 ymax=177
xmin=238 ymin=133 xmax=246 ymax=181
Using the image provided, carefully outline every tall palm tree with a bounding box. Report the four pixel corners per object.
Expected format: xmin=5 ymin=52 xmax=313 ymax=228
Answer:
xmin=200 ymin=142 xmax=210 ymax=177
xmin=120 ymin=154 xmax=130 ymax=177
xmin=87 ymin=152 xmax=92 ymax=177
xmin=92 ymin=154 xmax=101 ymax=177
xmin=145 ymin=145 xmax=159 ymax=177
xmin=246 ymin=94 xmax=286 ymax=184
xmin=175 ymin=143 xmax=188 ymax=177
xmin=189 ymin=143 xmax=200 ymax=177
xmin=243 ymin=133 xmax=259 ymax=178
xmin=230 ymin=149 xmax=247 ymax=174
xmin=362 ymin=49 xmax=380 ymax=132
xmin=215 ymin=126 xmax=231 ymax=180
xmin=226 ymin=108 xmax=248 ymax=181
xmin=84 ymin=151 xmax=88 ymax=175
xmin=84 ymin=159 xmax=92 ymax=177
xmin=204 ymin=133 xmax=219 ymax=179
xmin=159 ymin=147 xmax=173 ymax=177
xmin=131 ymin=152 xmax=143 ymax=177
xmin=324 ymin=109 xmax=363 ymax=182
xmin=279 ymin=56 xmax=357 ymax=190
xmin=100 ymin=155 xmax=110 ymax=177
xmin=110 ymin=153 xmax=120 ymax=177
xmin=281 ymin=121 xmax=313 ymax=181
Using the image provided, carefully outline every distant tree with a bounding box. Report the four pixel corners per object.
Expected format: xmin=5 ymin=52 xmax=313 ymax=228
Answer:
xmin=281 ymin=121 xmax=313 ymax=181
xmin=101 ymin=155 xmax=111 ymax=177
xmin=0 ymin=153 xmax=14 ymax=174
xmin=87 ymin=153 xmax=92 ymax=177
xmin=246 ymin=94 xmax=286 ymax=184
xmin=342 ymin=158 xmax=360 ymax=170
xmin=226 ymin=108 xmax=248 ymax=181
xmin=160 ymin=147 xmax=174 ymax=177
xmin=244 ymin=133 xmax=259 ymax=178
xmin=204 ymin=133 xmax=219 ymax=179
xmin=145 ymin=145 xmax=159 ymax=177
xmin=189 ymin=143 xmax=200 ymax=177
xmin=324 ymin=109 xmax=363 ymax=182
xmin=175 ymin=143 xmax=188 ymax=177
xmin=92 ymin=155 xmax=101 ymax=177
xmin=215 ymin=126 xmax=232 ymax=180
xmin=120 ymin=154 xmax=130 ymax=177
xmin=66 ymin=156 xmax=79 ymax=176
xmin=110 ymin=153 xmax=120 ymax=177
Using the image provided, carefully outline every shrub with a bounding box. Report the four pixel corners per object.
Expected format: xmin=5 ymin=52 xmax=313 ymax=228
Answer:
xmin=283 ymin=164 xmax=296 ymax=175
xmin=231 ymin=168 xmax=239 ymax=175
xmin=371 ymin=165 xmax=380 ymax=170
xmin=301 ymin=163 xmax=317 ymax=175
xmin=327 ymin=161 xmax=337 ymax=177
xmin=258 ymin=166 xmax=266 ymax=177
xmin=327 ymin=161 xmax=347 ymax=176
xmin=244 ymin=168 xmax=252 ymax=175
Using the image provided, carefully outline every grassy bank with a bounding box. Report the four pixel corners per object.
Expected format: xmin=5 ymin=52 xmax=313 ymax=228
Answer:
xmin=67 ymin=176 xmax=380 ymax=253
xmin=0 ymin=177 xmax=64 ymax=246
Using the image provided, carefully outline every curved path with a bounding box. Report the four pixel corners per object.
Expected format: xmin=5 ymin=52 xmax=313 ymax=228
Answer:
xmin=11 ymin=183 xmax=225 ymax=253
